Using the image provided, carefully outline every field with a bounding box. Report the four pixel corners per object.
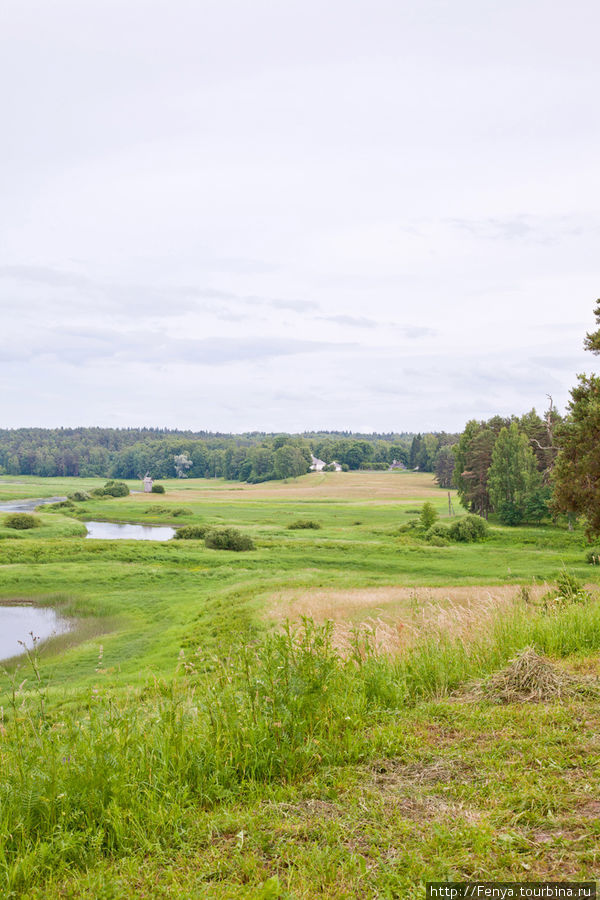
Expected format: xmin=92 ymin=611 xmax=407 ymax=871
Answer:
xmin=0 ymin=471 xmax=599 ymax=898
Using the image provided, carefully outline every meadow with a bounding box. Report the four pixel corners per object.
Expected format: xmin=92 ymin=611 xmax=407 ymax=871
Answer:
xmin=0 ymin=471 xmax=598 ymax=898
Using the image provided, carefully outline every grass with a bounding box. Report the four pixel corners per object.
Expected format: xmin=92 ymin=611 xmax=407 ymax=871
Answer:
xmin=0 ymin=471 xmax=599 ymax=896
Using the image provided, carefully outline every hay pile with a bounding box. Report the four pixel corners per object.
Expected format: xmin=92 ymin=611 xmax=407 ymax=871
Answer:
xmin=465 ymin=647 xmax=600 ymax=704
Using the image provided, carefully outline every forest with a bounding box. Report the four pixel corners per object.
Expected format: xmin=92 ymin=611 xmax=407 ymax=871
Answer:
xmin=0 ymin=427 xmax=458 ymax=483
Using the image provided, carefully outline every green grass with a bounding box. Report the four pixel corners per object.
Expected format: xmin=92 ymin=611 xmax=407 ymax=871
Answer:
xmin=0 ymin=473 xmax=599 ymax=897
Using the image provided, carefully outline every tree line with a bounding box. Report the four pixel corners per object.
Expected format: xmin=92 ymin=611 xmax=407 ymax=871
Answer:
xmin=0 ymin=429 xmax=436 ymax=483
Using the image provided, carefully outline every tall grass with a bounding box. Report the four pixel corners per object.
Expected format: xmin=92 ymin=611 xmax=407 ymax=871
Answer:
xmin=2 ymin=601 xmax=600 ymax=894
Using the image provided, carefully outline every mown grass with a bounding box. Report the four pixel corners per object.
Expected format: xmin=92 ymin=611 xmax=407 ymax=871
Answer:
xmin=0 ymin=472 xmax=599 ymax=897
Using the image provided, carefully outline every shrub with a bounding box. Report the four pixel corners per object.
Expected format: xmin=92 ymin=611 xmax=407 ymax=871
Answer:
xmin=205 ymin=528 xmax=255 ymax=551
xmin=44 ymin=500 xmax=75 ymax=510
xmin=68 ymin=490 xmax=91 ymax=502
xmin=397 ymin=519 xmax=420 ymax=533
xmin=4 ymin=513 xmax=41 ymax=530
xmin=426 ymin=522 xmax=450 ymax=544
xmin=287 ymin=519 xmax=321 ymax=530
xmin=419 ymin=502 xmax=438 ymax=530
xmin=585 ymin=547 xmax=600 ymax=565
xmin=543 ymin=568 xmax=591 ymax=611
xmin=102 ymin=480 xmax=130 ymax=497
xmin=496 ymin=499 xmax=524 ymax=526
xmin=151 ymin=484 xmax=165 ymax=493
xmin=171 ymin=507 xmax=192 ymax=517
xmin=448 ymin=514 xmax=488 ymax=542
xmin=174 ymin=524 xmax=209 ymax=540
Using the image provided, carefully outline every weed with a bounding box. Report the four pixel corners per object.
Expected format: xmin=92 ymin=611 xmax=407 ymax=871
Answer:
xmin=287 ymin=520 xmax=322 ymax=530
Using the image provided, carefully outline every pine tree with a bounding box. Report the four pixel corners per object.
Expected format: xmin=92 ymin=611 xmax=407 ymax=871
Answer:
xmin=554 ymin=301 xmax=600 ymax=537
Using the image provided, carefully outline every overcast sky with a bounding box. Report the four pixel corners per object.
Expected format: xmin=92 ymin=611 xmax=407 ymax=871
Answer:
xmin=1 ymin=0 xmax=598 ymax=433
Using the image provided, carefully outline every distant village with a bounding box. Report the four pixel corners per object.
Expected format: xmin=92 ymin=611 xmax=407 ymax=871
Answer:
xmin=309 ymin=454 xmax=406 ymax=472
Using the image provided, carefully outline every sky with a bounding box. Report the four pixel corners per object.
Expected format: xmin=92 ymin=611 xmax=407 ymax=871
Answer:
xmin=1 ymin=0 xmax=598 ymax=433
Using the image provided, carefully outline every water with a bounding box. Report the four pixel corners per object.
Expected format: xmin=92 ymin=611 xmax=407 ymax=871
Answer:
xmin=85 ymin=521 xmax=175 ymax=541
xmin=0 ymin=605 xmax=70 ymax=661
xmin=0 ymin=497 xmax=66 ymax=512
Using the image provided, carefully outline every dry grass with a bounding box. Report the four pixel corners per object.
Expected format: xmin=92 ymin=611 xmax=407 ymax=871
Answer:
xmin=268 ymin=584 xmax=549 ymax=655
xmin=463 ymin=647 xmax=600 ymax=704
xmin=128 ymin=471 xmax=447 ymax=502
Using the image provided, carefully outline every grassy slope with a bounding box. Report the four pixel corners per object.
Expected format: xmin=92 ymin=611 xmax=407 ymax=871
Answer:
xmin=0 ymin=472 xmax=599 ymax=897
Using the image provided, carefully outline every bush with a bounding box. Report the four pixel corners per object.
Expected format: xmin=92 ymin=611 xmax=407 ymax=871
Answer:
xmin=543 ymin=568 xmax=591 ymax=611
xmin=287 ymin=519 xmax=321 ymax=530
xmin=68 ymin=490 xmax=91 ymax=502
xmin=448 ymin=514 xmax=488 ymax=543
xmin=171 ymin=508 xmax=192 ymax=517
xmin=496 ymin=499 xmax=524 ymax=526
xmin=151 ymin=484 xmax=165 ymax=494
xmin=205 ymin=528 xmax=255 ymax=551
xmin=102 ymin=480 xmax=130 ymax=497
xmin=4 ymin=513 xmax=41 ymax=530
xmin=44 ymin=500 xmax=75 ymax=510
xmin=397 ymin=519 xmax=420 ymax=533
xmin=419 ymin=502 xmax=438 ymax=530
xmin=426 ymin=522 xmax=450 ymax=544
xmin=174 ymin=524 xmax=209 ymax=540
xmin=585 ymin=547 xmax=600 ymax=565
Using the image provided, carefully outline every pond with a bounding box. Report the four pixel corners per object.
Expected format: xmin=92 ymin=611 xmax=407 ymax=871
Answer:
xmin=0 ymin=497 xmax=67 ymax=512
xmin=0 ymin=605 xmax=70 ymax=662
xmin=84 ymin=521 xmax=175 ymax=541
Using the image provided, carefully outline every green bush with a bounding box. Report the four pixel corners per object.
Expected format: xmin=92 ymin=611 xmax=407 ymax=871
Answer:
xmin=174 ymin=524 xmax=209 ymax=540
xmin=426 ymin=522 xmax=450 ymax=544
xmin=496 ymin=499 xmax=524 ymax=526
xmin=44 ymin=500 xmax=76 ymax=510
xmin=585 ymin=547 xmax=600 ymax=565
xmin=151 ymin=484 xmax=165 ymax=493
xmin=287 ymin=519 xmax=322 ymax=530
xmin=205 ymin=527 xmax=255 ymax=551
xmin=102 ymin=480 xmax=130 ymax=497
xmin=68 ymin=490 xmax=91 ymax=502
xmin=397 ymin=519 xmax=420 ymax=533
xmin=4 ymin=513 xmax=41 ymax=530
xmin=448 ymin=514 xmax=488 ymax=542
xmin=543 ymin=568 xmax=591 ymax=612
xmin=419 ymin=502 xmax=438 ymax=530
xmin=171 ymin=507 xmax=192 ymax=517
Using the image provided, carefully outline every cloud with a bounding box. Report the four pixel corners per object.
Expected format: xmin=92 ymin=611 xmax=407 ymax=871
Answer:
xmin=318 ymin=314 xmax=378 ymax=328
xmin=12 ymin=326 xmax=355 ymax=367
xmin=447 ymin=214 xmax=600 ymax=245
xmin=0 ymin=266 xmax=319 ymax=320
xmin=316 ymin=315 xmax=436 ymax=337
xmin=0 ymin=265 xmax=91 ymax=288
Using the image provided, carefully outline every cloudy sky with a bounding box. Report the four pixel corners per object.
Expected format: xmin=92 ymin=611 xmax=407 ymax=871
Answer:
xmin=1 ymin=0 xmax=598 ymax=433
